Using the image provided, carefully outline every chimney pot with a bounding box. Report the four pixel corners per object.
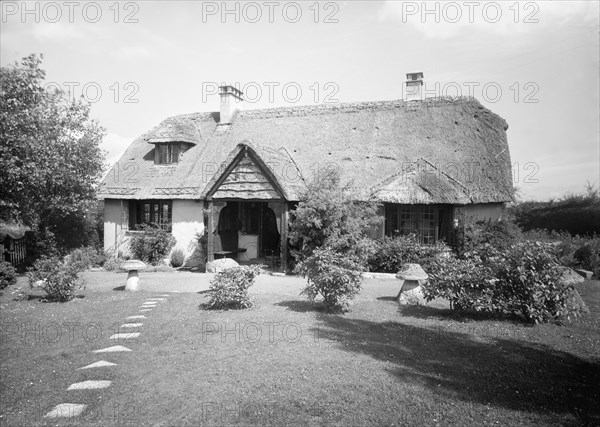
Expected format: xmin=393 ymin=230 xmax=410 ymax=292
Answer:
xmin=219 ymin=84 xmax=244 ymax=125
xmin=405 ymin=72 xmax=424 ymax=101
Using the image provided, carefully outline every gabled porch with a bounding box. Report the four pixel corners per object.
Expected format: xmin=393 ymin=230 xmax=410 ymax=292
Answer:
xmin=204 ymin=142 xmax=301 ymax=272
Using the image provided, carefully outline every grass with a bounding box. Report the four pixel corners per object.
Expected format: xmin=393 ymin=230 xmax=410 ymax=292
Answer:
xmin=1 ymin=271 xmax=599 ymax=426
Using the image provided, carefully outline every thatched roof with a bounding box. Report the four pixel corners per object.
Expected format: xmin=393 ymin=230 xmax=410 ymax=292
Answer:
xmin=145 ymin=116 xmax=201 ymax=144
xmin=98 ymin=97 xmax=513 ymax=204
xmin=0 ymin=221 xmax=29 ymax=240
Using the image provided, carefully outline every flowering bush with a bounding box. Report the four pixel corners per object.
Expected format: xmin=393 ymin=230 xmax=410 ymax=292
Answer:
xmin=129 ymin=223 xmax=175 ymax=265
xmin=206 ymin=265 xmax=261 ymax=310
xmin=424 ymin=241 xmax=588 ymax=323
xmin=65 ymin=246 xmax=105 ymax=271
xmin=0 ymin=260 xmax=17 ymax=290
xmin=295 ymin=247 xmax=363 ymax=311
xmin=458 ymin=217 xmax=522 ymax=261
xmin=494 ymin=242 xmax=584 ymax=323
xmin=368 ymin=234 xmax=450 ymax=273
xmin=426 ymin=254 xmax=498 ymax=312
xmin=28 ymin=256 xmax=84 ymax=301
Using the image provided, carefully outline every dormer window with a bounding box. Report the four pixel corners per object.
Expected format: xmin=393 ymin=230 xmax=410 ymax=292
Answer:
xmin=155 ymin=142 xmax=181 ymax=164
xmin=152 ymin=142 xmax=193 ymax=165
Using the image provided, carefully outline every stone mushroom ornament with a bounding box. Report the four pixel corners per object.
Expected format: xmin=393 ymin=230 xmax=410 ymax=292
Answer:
xmin=121 ymin=260 xmax=147 ymax=291
xmin=396 ymin=263 xmax=428 ymax=305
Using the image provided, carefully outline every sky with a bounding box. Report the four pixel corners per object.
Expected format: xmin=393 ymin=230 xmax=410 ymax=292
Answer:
xmin=1 ymin=0 xmax=598 ymax=201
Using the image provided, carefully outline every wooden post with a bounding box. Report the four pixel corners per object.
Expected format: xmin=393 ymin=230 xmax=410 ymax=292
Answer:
xmin=207 ymin=199 xmax=215 ymax=262
xmin=280 ymin=203 xmax=288 ymax=272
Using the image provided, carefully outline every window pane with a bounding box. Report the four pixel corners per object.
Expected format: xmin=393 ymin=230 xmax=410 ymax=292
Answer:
xmin=385 ymin=204 xmax=438 ymax=243
xmin=171 ymin=144 xmax=180 ymax=163
xmin=156 ymin=145 xmax=165 ymax=164
xmin=153 ymin=203 xmax=159 ymax=224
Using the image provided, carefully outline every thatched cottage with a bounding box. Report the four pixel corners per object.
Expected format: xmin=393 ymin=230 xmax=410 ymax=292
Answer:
xmin=99 ymin=77 xmax=513 ymax=270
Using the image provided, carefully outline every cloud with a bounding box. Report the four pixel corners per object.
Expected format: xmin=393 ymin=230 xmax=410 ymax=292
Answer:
xmin=112 ymin=45 xmax=156 ymax=61
xmin=378 ymin=1 xmax=599 ymax=39
xmin=32 ymin=22 xmax=86 ymax=41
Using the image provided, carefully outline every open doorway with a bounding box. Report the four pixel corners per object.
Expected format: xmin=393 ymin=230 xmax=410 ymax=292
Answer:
xmin=216 ymin=201 xmax=280 ymax=262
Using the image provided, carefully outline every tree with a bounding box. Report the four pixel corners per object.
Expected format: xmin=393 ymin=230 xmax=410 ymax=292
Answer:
xmin=0 ymin=54 xmax=105 ymax=254
xmin=289 ymin=169 xmax=383 ymax=266
xmin=289 ymin=170 xmax=383 ymax=311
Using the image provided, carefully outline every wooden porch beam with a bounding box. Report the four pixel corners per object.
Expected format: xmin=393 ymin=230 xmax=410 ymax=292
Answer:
xmin=280 ymin=203 xmax=289 ymax=273
xmin=207 ymin=199 xmax=215 ymax=263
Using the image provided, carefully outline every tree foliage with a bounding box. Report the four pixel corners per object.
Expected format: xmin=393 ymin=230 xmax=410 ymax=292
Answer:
xmin=509 ymin=183 xmax=600 ymax=237
xmin=289 ymin=169 xmax=383 ymax=267
xmin=290 ymin=170 xmax=382 ymax=310
xmin=0 ymin=54 xmax=105 ymax=248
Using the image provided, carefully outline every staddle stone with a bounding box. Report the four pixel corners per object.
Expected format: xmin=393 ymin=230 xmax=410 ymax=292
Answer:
xmin=121 ymin=260 xmax=146 ymax=291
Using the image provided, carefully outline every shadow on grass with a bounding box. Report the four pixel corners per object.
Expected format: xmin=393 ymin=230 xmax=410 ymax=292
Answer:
xmin=276 ymin=300 xmax=323 ymax=313
xmin=376 ymin=296 xmax=397 ymax=302
xmin=399 ymin=304 xmax=526 ymax=325
xmin=311 ymin=314 xmax=600 ymax=424
xmin=113 ymin=285 xmax=125 ymax=291
xmin=21 ymin=294 xmax=85 ymax=302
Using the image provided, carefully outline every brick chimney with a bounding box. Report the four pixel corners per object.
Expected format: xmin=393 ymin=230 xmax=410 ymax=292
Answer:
xmin=405 ymin=72 xmax=424 ymax=101
xmin=219 ymin=85 xmax=243 ymax=125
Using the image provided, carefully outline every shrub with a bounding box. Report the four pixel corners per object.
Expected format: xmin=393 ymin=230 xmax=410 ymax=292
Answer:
xmin=521 ymin=229 xmax=600 ymax=277
xmin=102 ymin=256 xmax=121 ymax=272
xmin=425 ymin=241 xmax=587 ymax=323
xmin=458 ymin=217 xmax=522 ymax=260
xmin=0 ymin=260 xmax=17 ymax=289
xmin=28 ymin=256 xmax=84 ymax=301
xmin=295 ymin=247 xmax=363 ymax=311
xmin=170 ymin=248 xmax=185 ymax=268
xmin=573 ymin=241 xmax=600 ymax=277
xmin=129 ymin=223 xmax=175 ymax=265
xmin=425 ymin=253 xmax=498 ymax=312
xmin=206 ymin=265 xmax=261 ymax=310
xmin=65 ymin=246 xmax=105 ymax=271
xmin=368 ymin=234 xmax=450 ymax=273
xmin=494 ymin=242 xmax=583 ymax=323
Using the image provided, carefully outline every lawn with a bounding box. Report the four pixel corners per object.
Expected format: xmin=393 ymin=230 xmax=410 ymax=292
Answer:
xmin=1 ymin=271 xmax=599 ymax=426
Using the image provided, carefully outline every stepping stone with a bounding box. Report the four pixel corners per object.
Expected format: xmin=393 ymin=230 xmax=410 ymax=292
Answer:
xmin=121 ymin=323 xmax=143 ymax=328
xmin=127 ymin=315 xmax=146 ymax=319
xmin=93 ymin=345 xmax=132 ymax=353
xmin=45 ymin=403 xmax=86 ymax=418
xmin=79 ymin=360 xmax=117 ymax=369
xmin=109 ymin=333 xmax=140 ymax=340
xmin=68 ymin=380 xmax=111 ymax=390
xmin=139 ymin=309 xmax=152 ymax=312
xmin=157 ymin=294 xmax=170 ymax=297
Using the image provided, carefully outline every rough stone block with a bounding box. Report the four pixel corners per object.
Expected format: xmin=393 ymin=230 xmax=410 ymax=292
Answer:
xmin=206 ymin=258 xmax=239 ymax=273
